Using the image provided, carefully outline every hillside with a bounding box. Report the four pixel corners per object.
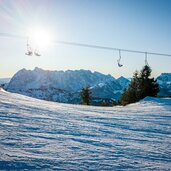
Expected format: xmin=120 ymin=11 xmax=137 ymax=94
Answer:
xmin=0 ymin=90 xmax=171 ymax=170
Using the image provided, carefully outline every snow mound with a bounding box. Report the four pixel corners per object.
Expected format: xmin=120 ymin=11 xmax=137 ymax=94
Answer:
xmin=0 ymin=91 xmax=171 ymax=170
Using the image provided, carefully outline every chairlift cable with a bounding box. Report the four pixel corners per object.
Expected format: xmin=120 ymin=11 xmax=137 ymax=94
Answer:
xmin=54 ymin=40 xmax=171 ymax=57
xmin=0 ymin=32 xmax=171 ymax=57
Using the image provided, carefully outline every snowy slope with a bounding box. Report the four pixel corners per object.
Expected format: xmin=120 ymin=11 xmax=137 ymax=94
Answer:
xmin=0 ymin=90 xmax=171 ymax=170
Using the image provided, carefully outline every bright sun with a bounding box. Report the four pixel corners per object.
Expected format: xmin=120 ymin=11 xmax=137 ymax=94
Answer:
xmin=27 ymin=28 xmax=52 ymax=50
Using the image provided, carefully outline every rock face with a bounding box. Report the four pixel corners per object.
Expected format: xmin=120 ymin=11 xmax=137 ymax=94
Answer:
xmin=6 ymin=68 xmax=171 ymax=104
xmin=6 ymin=68 xmax=129 ymax=103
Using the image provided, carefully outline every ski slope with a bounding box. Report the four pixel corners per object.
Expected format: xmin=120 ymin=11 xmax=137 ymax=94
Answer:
xmin=0 ymin=89 xmax=171 ymax=170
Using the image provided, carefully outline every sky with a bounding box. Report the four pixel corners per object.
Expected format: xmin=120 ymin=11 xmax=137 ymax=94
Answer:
xmin=0 ymin=0 xmax=171 ymax=78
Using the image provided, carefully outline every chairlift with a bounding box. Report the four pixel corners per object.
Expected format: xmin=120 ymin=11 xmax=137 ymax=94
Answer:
xmin=34 ymin=48 xmax=41 ymax=56
xmin=25 ymin=38 xmax=41 ymax=56
xmin=34 ymin=51 xmax=41 ymax=56
xmin=25 ymin=50 xmax=33 ymax=56
xmin=25 ymin=38 xmax=33 ymax=56
xmin=117 ymin=50 xmax=123 ymax=67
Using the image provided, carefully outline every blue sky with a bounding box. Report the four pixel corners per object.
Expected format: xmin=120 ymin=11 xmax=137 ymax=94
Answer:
xmin=0 ymin=0 xmax=171 ymax=78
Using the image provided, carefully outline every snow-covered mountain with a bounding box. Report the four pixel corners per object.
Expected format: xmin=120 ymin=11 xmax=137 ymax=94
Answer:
xmin=7 ymin=67 xmax=114 ymax=92
xmin=157 ymin=73 xmax=171 ymax=96
xmin=117 ymin=76 xmax=130 ymax=88
xmin=0 ymin=78 xmax=11 ymax=84
xmin=6 ymin=67 xmax=129 ymax=103
xmin=6 ymin=68 xmax=171 ymax=104
xmin=0 ymin=89 xmax=171 ymax=170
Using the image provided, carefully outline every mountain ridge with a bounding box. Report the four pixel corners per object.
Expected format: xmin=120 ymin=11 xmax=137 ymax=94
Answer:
xmin=5 ymin=67 xmax=171 ymax=104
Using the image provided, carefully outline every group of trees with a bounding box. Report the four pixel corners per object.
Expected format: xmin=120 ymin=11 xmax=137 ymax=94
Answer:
xmin=120 ymin=65 xmax=159 ymax=105
xmin=80 ymin=65 xmax=159 ymax=106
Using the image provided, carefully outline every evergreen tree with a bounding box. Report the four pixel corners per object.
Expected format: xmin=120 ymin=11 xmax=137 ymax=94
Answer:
xmin=120 ymin=71 xmax=139 ymax=105
xmin=138 ymin=65 xmax=159 ymax=99
xmin=120 ymin=65 xmax=159 ymax=105
xmin=80 ymin=86 xmax=92 ymax=105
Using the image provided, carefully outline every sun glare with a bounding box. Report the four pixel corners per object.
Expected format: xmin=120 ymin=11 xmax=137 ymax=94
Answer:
xmin=27 ymin=28 xmax=52 ymax=50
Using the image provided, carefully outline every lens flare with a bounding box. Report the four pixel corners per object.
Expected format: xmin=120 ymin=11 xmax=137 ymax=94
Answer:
xmin=27 ymin=28 xmax=52 ymax=50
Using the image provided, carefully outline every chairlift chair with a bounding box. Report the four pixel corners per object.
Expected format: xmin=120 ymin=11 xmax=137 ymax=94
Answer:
xmin=117 ymin=62 xmax=123 ymax=67
xmin=34 ymin=48 xmax=41 ymax=56
xmin=117 ymin=50 xmax=123 ymax=67
xmin=25 ymin=50 xmax=33 ymax=56
xmin=25 ymin=38 xmax=33 ymax=56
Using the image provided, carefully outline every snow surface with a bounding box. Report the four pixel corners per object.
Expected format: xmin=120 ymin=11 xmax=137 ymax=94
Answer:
xmin=0 ymin=90 xmax=171 ymax=170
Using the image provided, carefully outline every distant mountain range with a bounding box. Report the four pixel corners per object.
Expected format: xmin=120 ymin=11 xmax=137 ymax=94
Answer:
xmin=0 ymin=78 xmax=11 ymax=84
xmin=2 ymin=68 xmax=171 ymax=104
xmin=157 ymin=73 xmax=171 ymax=97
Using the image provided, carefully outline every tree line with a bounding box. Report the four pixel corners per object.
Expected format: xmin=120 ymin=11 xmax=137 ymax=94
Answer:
xmin=80 ymin=65 xmax=159 ymax=106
